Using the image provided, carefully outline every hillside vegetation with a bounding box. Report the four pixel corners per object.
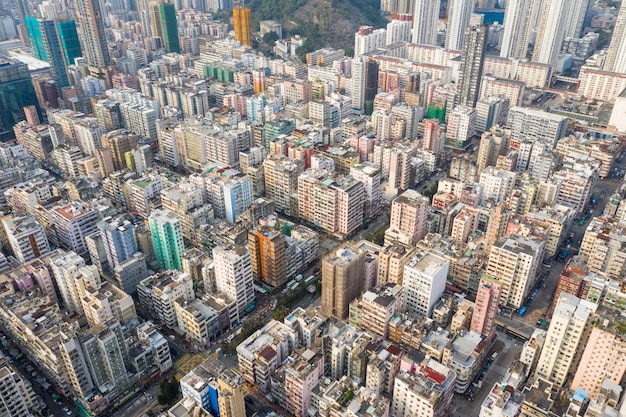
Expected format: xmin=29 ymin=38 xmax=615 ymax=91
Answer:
xmin=247 ymin=0 xmax=387 ymax=58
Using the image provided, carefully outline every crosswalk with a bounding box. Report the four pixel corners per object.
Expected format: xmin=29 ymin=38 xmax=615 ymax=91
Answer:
xmin=174 ymin=354 xmax=192 ymax=369
xmin=174 ymin=353 xmax=207 ymax=376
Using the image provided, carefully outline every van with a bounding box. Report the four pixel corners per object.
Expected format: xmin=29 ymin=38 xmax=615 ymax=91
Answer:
xmin=491 ymin=352 xmax=498 ymax=360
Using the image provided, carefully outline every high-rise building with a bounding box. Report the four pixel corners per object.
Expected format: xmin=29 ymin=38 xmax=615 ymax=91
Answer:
xmin=475 ymin=95 xmax=510 ymax=133
xmin=263 ymin=154 xmax=303 ymax=217
xmin=479 ymin=166 xmax=517 ymax=204
xmin=402 ymin=250 xmax=449 ymax=317
xmin=49 ymin=250 xmax=97 ymax=316
xmin=487 ymin=235 xmax=544 ymax=309
xmin=507 ymin=106 xmax=568 ymax=148
xmin=470 ymin=276 xmax=502 ymax=338
xmin=3 ymin=216 xmax=50 ymax=264
xmin=532 ymin=0 xmax=567 ymax=66
xmin=391 ymin=359 xmax=456 ymax=417
xmin=217 ymin=369 xmax=246 ymax=417
xmin=248 ymin=227 xmax=287 ymax=288
xmin=387 ymin=190 xmax=430 ymax=246
xmin=0 ymin=60 xmax=41 ymax=141
xmin=500 ymin=0 xmax=533 ymax=59
xmin=571 ymin=306 xmax=626 ymax=398
xmin=477 ymin=126 xmax=510 ymax=176
xmin=149 ymin=1 xmax=180 ymax=53
xmin=233 ymin=4 xmax=252 ymax=46
xmin=562 ymin=0 xmax=592 ymax=39
xmin=354 ymin=26 xmax=386 ymax=57
xmin=446 ymin=0 xmax=473 ymax=51
xmin=101 ymin=129 xmax=139 ymax=171
xmin=297 ymin=169 xmax=366 ymax=237
xmin=51 ymin=203 xmax=100 ymax=255
xmin=605 ymin=2 xmax=626 ymax=74
xmin=25 ymin=17 xmax=79 ymax=88
xmin=321 ymin=244 xmax=365 ymax=319
xmin=81 ymin=322 xmax=131 ymax=398
xmin=457 ymin=25 xmax=487 ymax=107
xmin=386 ymin=19 xmax=412 ymax=45
xmin=412 ymin=0 xmax=441 ymax=45
xmin=445 ymin=105 xmax=477 ymax=150
xmin=149 ymin=209 xmax=184 ymax=271
xmin=74 ymin=118 xmax=103 ymax=156
xmin=97 ymin=216 xmax=138 ymax=270
xmin=423 ymin=119 xmax=445 ymax=154
xmin=536 ymin=293 xmax=597 ymax=386
xmin=75 ymin=0 xmax=110 ymax=68
xmin=213 ymin=245 xmax=255 ymax=316
xmin=0 ymin=365 xmax=31 ymax=416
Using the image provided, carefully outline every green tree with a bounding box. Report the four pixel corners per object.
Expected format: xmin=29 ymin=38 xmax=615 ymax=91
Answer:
xmin=157 ymin=378 xmax=180 ymax=405
xmin=262 ymin=31 xmax=279 ymax=46
xmin=272 ymin=305 xmax=287 ymax=321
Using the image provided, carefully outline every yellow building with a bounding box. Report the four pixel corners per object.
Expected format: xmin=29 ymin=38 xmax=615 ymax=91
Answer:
xmin=233 ymin=6 xmax=251 ymax=46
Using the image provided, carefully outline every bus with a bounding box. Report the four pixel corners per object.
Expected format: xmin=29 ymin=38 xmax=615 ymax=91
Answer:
xmin=254 ymin=285 xmax=268 ymax=295
xmin=305 ymin=275 xmax=316 ymax=284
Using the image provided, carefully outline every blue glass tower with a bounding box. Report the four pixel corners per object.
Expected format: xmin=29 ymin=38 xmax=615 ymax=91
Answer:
xmin=0 ymin=59 xmax=41 ymax=140
xmin=25 ymin=17 xmax=80 ymax=88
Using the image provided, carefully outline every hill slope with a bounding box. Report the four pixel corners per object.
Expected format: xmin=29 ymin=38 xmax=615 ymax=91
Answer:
xmin=247 ymin=0 xmax=387 ymax=57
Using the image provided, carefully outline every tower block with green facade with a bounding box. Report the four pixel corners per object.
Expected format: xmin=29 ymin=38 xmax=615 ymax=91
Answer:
xmin=149 ymin=209 xmax=184 ymax=271
xmin=150 ymin=1 xmax=180 ymax=53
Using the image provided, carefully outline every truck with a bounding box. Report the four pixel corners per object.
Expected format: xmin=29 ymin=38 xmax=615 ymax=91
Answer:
xmin=518 ymin=306 xmax=528 ymax=317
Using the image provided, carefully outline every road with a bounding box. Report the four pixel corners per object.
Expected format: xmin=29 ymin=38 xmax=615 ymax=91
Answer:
xmin=13 ymin=356 xmax=71 ymax=417
xmin=112 ymin=385 xmax=160 ymax=417
xmin=519 ymin=175 xmax=621 ymax=326
xmin=450 ymin=333 xmax=524 ymax=417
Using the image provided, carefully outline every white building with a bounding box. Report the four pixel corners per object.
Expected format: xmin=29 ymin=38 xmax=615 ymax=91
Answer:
xmin=608 ymin=89 xmax=626 ymax=133
xmin=3 ymin=216 xmax=50 ymax=264
xmin=604 ymin=1 xmax=626 ymax=73
xmin=403 ymin=250 xmax=449 ymax=317
xmin=487 ymin=235 xmax=545 ymax=309
xmin=532 ymin=0 xmax=567 ymax=66
xmin=535 ymin=293 xmax=597 ymax=386
xmin=386 ymin=20 xmax=412 ymax=45
xmin=350 ymin=163 xmax=382 ymax=219
xmin=391 ymin=359 xmax=456 ymax=417
xmin=212 ymin=245 xmax=255 ymax=318
xmin=412 ymin=0 xmax=441 ymax=46
xmin=500 ymin=0 xmax=533 ymax=59
xmin=0 ymin=366 xmax=31 ymax=417
xmin=50 ymin=203 xmax=100 ymax=255
xmin=446 ymin=0 xmax=473 ymax=51
xmin=479 ymin=167 xmax=517 ymax=204
xmin=354 ymin=26 xmax=386 ymax=57
xmin=446 ymin=106 xmax=476 ymax=151
xmin=506 ymin=106 xmax=568 ymax=148
xmin=74 ymin=117 xmax=102 ymax=156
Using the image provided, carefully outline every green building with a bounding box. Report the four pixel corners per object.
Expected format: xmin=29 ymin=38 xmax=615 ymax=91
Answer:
xmin=148 ymin=209 xmax=183 ymax=271
xmin=202 ymin=65 xmax=235 ymax=82
xmin=25 ymin=17 xmax=80 ymax=88
xmin=0 ymin=60 xmax=41 ymax=141
xmin=151 ymin=2 xmax=180 ymax=53
xmin=56 ymin=20 xmax=82 ymax=68
xmin=427 ymin=101 xmax=447 ymax=123
xmin=262 ymin=118 xmax=295 ymax=151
